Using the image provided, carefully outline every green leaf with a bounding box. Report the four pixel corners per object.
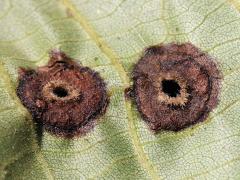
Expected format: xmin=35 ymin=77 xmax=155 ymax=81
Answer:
xmin=1 ymin=0 xmax=240 ymax=179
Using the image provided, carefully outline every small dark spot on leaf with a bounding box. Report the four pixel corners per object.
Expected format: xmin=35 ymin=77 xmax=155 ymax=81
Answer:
xmin=94 ymin=57 xmax=98 ymax=61
xmin=17 ymin=50 xmax=109 ymax=138
xmin=124 ymin=87 xmax=134 ymax=100
xmin=131 ymin=43 xmax=222 ymax=131
xmin=66 ymin=8 xmax=73 ymax=17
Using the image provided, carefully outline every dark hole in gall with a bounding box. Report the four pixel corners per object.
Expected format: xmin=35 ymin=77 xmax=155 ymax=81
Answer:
xmin=53 ymin=87 xmax=68 ymax=98
xmin=162 ymin=80 xmax=181 ymax=97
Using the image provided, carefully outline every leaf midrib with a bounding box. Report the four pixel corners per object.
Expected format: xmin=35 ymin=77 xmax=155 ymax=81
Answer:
xmin=61 ymin=0 xmax=160 ymax=179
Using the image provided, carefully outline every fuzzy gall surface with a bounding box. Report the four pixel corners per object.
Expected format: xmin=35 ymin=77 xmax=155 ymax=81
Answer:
xmin=17 ymin=50 xmax=108 ymax=138
xmin=132 ymin=43 xmax=222 ymax=131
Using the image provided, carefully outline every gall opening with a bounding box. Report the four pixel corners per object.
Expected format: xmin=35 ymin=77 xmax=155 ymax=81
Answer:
xmin=53 ymin=87 xmax=68 ymax=98
xmin=162 ymin=79 xmax=181 ymax=97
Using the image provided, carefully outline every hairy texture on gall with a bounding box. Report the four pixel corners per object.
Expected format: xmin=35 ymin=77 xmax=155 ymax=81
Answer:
xmin=17 ymin=50 xmax=108 ymax=138
xmin=132 ymin=43 xmax=222 ymax=131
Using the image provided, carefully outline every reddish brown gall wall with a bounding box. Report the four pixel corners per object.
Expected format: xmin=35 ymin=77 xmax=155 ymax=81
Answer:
xmin=132 ymin=43 xmax=222 ymax=131
xmin=17 ymin=50 xmax=108 ymax=138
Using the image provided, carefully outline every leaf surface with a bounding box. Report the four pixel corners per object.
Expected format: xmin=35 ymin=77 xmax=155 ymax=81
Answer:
xmin=1 ymin=0 xmax=240 ymax=179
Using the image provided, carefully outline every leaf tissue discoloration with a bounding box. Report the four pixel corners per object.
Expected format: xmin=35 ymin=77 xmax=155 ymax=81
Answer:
xmin=17 ymin=50 xmax=109 ymax=138
xmin=132 ymin=43 xmax=222 ymax=132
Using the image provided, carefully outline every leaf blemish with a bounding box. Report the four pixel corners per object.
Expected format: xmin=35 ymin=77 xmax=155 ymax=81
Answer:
xmin=124 ymin=87 xmax=135 ymax=100
xmin=130 ymin=43 xmax=222 ymax=132
xmin=17 ymin=50 xmax=109 ymax=138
